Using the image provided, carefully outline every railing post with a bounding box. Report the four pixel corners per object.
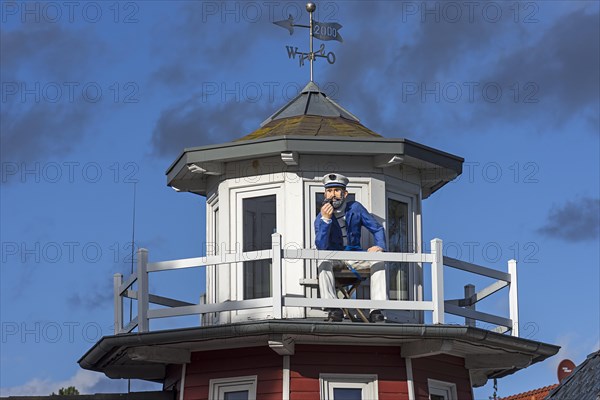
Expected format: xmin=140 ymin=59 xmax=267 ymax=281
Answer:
xmin=431 ymin=238 xmax=444 ymax=324
xmin=508 ymin=259 xmax=519 ymax=337
xmin=137 ymin=248 xmax=149 ymax=332
xmin=271 ymin=233 xmax=283 ymax=319
xmin=464 ymin=284 xmax=475 ymax=327
xmin=113 ymin=273 xmax=123 ymax=334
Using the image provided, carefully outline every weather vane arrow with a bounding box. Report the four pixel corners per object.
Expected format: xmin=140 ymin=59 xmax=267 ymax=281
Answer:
xmin=272 ymin=2 xmax=343 ymax=82
xmin=273 ymin=14 xmax=295 ymax=35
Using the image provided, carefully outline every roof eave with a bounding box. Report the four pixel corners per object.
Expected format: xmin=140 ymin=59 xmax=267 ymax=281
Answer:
xmin=165 ymin=135 xmax=464 ymax=196
xmin=79 ymin=321 xmax=559 ymax=384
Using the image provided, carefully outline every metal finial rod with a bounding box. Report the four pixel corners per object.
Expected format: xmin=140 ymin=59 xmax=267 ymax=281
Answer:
xmin=307 ymin=2 xmax=316 ymax=82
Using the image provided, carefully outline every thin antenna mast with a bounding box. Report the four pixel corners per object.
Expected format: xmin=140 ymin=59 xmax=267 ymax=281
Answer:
xmin=127 ymin=182 xmax=137 ymax=393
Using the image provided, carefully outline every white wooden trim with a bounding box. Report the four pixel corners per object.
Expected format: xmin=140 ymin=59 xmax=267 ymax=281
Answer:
xmin=284 ymin=297 xmax=434 ymax=311
xmin=233 ymin=185 xmax=283 ymax=321
xmin=208 ymin=375 xmax=257 ymax=400
xmin=444 ymin=303 xmax=512 ymax=328
xmin=405 ymin=357 xmax=415 ymax=400
xmin=118 ymin=272 xmax=137 ymax=294
xmin=427 ymin=378 xmax=458 ymax=400
xmin=508 ymin=259 xmax=519 ymax=337
xmin=113 ymin=274 xmax=123 ymax=334
xmin=272 ymin=233 xmax=283 ymax=319
xmin=178 ymin=363 xmax=186 ymax=400
xmin=415 ymin=187 xmax=424 ymax=324
xmin=443 ymin=256 xmax=511 ymax=282
xmin=137 ymin=248 xmax=149 ymax=332
xmin=205 ymin=195 xmax=219 ymax=325
xmin=282 ymin=249 xmax=435 ymax=263
xmin=385 ymin=190 xmax=418 ymax=323
xmin=283 ymin=355 xmax=290 ymax=400
xmin=148 ymin=250 xmax=273 ymax=272
xmin=431 ymin=239 xmax=444 ymax=324
xmin=218 ymin=179 xmax=231 ymax=324
xmin=383 ymin=174 xmax=422 ymax=196
xmin=148 ymin=298 xmax=273 ymax=319
xmin=319 ymin=373 xmax=379 ymax=400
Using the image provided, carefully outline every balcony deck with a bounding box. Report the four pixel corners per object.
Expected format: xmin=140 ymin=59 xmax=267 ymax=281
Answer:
xmin=113 ymin=234 xmax=520 ymax=337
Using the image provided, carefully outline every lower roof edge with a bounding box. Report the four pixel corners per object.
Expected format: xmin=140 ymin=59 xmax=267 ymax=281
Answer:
xmin=79 ymin=321 xmax=559 ymax=383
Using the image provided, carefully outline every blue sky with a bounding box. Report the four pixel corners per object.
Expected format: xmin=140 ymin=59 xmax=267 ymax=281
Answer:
xmin=1 ymin=1 xmax=598 ymax=398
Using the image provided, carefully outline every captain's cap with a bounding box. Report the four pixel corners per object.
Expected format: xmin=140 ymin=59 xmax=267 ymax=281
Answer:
xmin=323 ymin=173 xmax=349 ymax=188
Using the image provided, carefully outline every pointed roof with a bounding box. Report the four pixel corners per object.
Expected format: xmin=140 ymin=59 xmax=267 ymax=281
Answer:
xmin=237 ymin=81 xmax=382 ymax=141
xmin=261 ymin=81 xmax=360 ymax=124
xmin=166 ymin=82 xmax=464 ymax=198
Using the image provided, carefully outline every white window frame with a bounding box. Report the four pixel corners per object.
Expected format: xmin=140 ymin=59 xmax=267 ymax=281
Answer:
xmin=385 ymin=186 xmax=423 ymax=323
xmin=229 ymin=183 xmax=283 ymax=321
xmin=234 ymin=186 xmax=282 ymax=299
xmin=208 ymin=375 xmax=257 ymax=400
xmin=427 ymin=379 xmax=458 ymax=400
xmin=319 ymin=373 xmax=379 ymax=400
xmin=205 ymin=193 xmax=219 ymax=325
xmin=386 ymin=192 xmax=415 ymax=300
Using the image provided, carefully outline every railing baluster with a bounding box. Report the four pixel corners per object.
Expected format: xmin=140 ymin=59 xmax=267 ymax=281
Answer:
xmin=431 ymin=238 xmax=444 ymax=324
xmin=113 ymin=273 xmax=123 ymax=334
xmin=272 ymin=233 xmax=283 ymax=319
xmin=508 ymin=259 xmax=519 ymax=337
xmin=137 ymin=248 xmax=149 ymax=332
xmin=465 ymin=284 xmax=475 ymax=327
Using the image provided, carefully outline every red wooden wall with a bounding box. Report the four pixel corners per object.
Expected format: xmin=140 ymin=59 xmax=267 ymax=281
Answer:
xmin=411 ymin=354 xmax=473 ymax=400
xmin=290 ymin=344 xmax=410 ymax=400
xmin=183 ymin=346 xmax=282 ymax=400
xmin=178 ymin=344 xmax=473 ymax=400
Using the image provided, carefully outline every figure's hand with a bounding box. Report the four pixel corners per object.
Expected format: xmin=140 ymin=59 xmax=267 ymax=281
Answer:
xmin=367 ymin=246 xmax=383 ymax=252
xmin=321 ymin=203 xmax=333 ymax=219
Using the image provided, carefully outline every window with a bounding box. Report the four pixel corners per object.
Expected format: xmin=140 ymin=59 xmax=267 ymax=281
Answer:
xmin=208 ymin=376 xmax=257 ymax=400
xmin=320 ymin=374 xmax=378 ymax=400
xmin=243 ymin=195 xmax=276 ymax=299
xmin=427 ymin=379 xmax=457 ymax=400
xmin=387 ymin=197 xmax=410 ymax=300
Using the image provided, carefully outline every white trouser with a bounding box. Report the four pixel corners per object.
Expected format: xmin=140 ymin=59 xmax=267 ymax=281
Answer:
xmin=318 ymin=260 xmax=388 ymax=311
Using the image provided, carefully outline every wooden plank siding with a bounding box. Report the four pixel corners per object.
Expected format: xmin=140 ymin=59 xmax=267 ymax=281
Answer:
xmin=181 ymin=345 xmax=473 ymax=399
xmin=183 ymin=347 xmax=282 ymax=400
xmin=290 ymin=345 xmax=410 ymax=400
xmin=411 ymin=354 xmax=473 ymax=400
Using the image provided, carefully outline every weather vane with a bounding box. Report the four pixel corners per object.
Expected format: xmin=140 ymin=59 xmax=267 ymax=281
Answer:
xmin=273 ymin=2 xmax=343 ymax=82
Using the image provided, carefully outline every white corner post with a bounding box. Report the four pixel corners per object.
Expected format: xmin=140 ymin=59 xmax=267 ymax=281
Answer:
xmin=272 ymin=233 xmax=283 ymax=319
xmin=431 ymin=238 xmax=444 ymax=324
xmin=508 ymin=259 xmax=519 ymax=337
xmin=137 ymin=248 xmax=149 ymax=332
xmin=113 ymin=273 xmax=123 ymax=334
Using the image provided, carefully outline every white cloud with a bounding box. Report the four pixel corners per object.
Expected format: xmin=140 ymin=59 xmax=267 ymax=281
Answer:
xmin=1 ymin=369 xmax=162 ymax=397
xmin=549 ymin=332 xmax=600 ymax=374
xmin=1 ymin=369 xmax=103 ymax=396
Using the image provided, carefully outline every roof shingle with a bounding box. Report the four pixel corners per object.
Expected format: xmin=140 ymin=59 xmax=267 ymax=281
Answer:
xmin=499 ymin=384 xmax=558 ymax=400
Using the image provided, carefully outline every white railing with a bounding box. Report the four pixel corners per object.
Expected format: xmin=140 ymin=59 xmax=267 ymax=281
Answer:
xmin=114 ymin=234 xmax=519 ymax=336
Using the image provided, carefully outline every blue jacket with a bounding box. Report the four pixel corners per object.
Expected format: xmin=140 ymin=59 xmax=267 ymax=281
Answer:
xmin=315 ymin=200 xmax=386 ymax=251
